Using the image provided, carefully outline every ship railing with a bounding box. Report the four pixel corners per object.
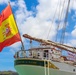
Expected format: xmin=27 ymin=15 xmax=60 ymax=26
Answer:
xmin=14 ymin=50 xmax=61 ymax=61
xmin=14 ymin=50 xmax=76 ymax=66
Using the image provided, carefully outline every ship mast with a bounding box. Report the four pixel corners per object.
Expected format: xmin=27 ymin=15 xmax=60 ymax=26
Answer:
xmin=23 ymin=34 xmax=76 ymax=54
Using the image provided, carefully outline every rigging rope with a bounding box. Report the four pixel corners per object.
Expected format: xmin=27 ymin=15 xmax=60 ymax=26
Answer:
xmin=46 ymin=0 xmax=60 ymax=39
xmin=55 ymin=0 xmax=66 ymax=42
xmin=60 ymin=0 xmax=71 ymax=44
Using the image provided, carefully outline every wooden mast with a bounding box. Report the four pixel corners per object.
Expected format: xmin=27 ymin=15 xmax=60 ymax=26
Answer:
xmin=23 ymin=34 xmax=76 ymax=54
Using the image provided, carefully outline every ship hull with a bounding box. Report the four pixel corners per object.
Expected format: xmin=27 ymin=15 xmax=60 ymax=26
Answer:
xmin=15 ymin=65 xmax=76 ymax=75
xmin=14 ymin=59 xmax=76 ymax=75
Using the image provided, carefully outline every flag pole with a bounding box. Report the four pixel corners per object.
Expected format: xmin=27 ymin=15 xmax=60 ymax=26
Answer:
xmin=8 ymin=2 xmax=25 ymax=50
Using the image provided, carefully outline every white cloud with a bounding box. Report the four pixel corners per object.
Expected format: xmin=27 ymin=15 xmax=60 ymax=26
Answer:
xmin=70 ymin=0 xmax=76 ymax=10
xmin=15 ymin=0 xmax=32 ymax=25
xmin=1 ymin=0 xmax=76 ymax=50
xmin=71 ymin=26 xmax=76 ymax=37
xmin=68 ymin=39 xmax=76 ymax=47
xmin=9 ymin=42 xmax=21 ymax=50
xmin=14 ymin=0 xmax=61 ymax=40
xmin=0 ymin=0 xmax=9 ymax=4
xmin=10 ymin=1 xmax=16 ymax=7
xmin=11 ymin=0 xmax=76 ymax=48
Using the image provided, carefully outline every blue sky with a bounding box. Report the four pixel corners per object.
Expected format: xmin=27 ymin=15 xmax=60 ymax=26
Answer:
xmin=0 ymin=0 xmax=76 ymax=71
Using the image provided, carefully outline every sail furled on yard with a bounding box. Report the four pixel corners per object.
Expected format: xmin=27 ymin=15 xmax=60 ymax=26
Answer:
xmin=0 ymin=5 xmax=21 ymax=52
xmin=23 ymin=34 xmax=76 ymax=53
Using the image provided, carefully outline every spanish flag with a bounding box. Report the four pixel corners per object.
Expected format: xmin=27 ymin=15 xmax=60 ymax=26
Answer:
xmin=0 ymin=5 xmax=21 ymax=52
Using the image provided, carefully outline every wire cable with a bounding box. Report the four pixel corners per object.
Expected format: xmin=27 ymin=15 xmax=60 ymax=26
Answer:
xmin=46 ymin=0 xmax=60 ymax=39
xmin=55 ymin=0 xmax=66 ymax=42
xmin=60 ymin=0 xmax=71 ymax=44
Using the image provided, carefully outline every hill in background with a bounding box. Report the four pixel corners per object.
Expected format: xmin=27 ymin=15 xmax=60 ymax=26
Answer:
xmin=0 ymin=71 xmax=19 ymax=75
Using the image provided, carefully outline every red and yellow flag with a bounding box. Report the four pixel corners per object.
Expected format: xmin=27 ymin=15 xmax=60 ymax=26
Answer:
xmin=0 ymin=5 xmax=21 ymax=52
